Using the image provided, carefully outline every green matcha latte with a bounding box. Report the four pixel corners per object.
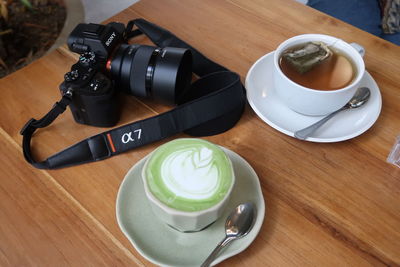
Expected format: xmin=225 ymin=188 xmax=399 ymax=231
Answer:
xmin=144 ymin=138 xmax=234 ymax=212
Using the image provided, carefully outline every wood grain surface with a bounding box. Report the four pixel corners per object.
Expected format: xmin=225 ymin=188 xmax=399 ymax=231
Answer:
xmin=0 ymin=0 xmax=399 ymax=266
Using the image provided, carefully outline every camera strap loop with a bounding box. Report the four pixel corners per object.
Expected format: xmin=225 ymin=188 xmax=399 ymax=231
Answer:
xmin=124 ymin=20 xmax=142 ymax=40
xmin=21 ymin=94 xmax=72 ymax=169
xmin=21 ymin=19 xmax=246 ymax=169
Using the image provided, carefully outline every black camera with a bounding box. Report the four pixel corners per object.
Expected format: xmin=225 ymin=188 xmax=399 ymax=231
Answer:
xmin=60 ymin=22 xmax=192 ymax=127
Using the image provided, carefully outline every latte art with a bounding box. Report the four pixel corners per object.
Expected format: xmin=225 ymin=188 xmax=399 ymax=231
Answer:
xmin=144 ymin=138 xmax=234 ymax=212
xmin=161 ymin=147 xmax=219 ymax=200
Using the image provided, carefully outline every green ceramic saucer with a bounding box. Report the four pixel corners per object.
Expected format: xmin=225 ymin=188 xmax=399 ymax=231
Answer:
xmin=116 ymin=147 xmax=265 ymax=267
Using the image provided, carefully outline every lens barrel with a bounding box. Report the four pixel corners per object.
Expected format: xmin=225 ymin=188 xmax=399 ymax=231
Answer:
xmin=109 ymin=44 xmax=192 ymax=104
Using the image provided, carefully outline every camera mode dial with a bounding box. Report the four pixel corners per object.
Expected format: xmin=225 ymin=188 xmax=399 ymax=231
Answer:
xmin=79 ymin=52 xmax=96 ymax=66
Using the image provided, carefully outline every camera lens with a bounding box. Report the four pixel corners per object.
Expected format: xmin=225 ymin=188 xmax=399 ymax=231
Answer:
xmin=109 ymin=44 xmax=192 ymax=104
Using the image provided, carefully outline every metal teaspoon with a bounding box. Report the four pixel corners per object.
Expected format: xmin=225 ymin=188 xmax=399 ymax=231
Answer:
xmin=200 ymin=202 xmax=256 ymax=267
xmin=294 ymin=87 xmax=371 ymax=140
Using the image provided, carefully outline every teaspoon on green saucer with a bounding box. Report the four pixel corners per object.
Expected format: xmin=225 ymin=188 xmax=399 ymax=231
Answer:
xmin=200 ymin=202 xmax=256 ymax=267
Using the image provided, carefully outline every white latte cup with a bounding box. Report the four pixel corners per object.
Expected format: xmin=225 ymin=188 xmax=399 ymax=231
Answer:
xmin=142 ymin=138 xmax=235 ymax=232
xmin=273 ymin=34 xmax=365 ymax=116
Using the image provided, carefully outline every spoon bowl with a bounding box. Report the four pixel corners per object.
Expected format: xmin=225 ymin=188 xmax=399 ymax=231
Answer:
xmin=200 ymin=202 xmax=256 ymax=267
xmin=346 ymin=87 xmax=371 ymax=108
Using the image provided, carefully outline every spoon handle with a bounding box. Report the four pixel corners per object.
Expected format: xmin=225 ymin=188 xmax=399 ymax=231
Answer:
xmin=200 ymin=236 xmax=234 ymax=267
xmin=294 ymin=107 xmax=344 ymax=140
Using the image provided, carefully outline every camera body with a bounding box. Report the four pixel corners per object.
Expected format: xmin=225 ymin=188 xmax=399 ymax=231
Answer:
xmin=60 ymin=22 xmax=125 ymax=127
xmin=60 ymin=22 xmax=192 ymax=127
xmin=67 ymin=22 xmax=125 ymax=59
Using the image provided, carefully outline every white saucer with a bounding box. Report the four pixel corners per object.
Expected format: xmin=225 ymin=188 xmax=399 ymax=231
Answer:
xmin=116 ymin=148 xmax=265 ymax=267
xmin=245 ymin=51 xmax=382 ymax=142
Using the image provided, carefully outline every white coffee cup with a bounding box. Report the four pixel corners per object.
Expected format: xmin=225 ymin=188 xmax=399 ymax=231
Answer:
xmin=273 ymin=34 xmax=365 ymax=116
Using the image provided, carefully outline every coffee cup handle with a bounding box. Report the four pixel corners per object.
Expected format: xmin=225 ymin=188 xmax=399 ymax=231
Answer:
xmin=350 ymin=43 xmax=365 ymax=57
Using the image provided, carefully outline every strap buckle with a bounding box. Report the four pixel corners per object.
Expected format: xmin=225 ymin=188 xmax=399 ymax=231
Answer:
xmin=20 ymin=118 xmax=37 ymax=135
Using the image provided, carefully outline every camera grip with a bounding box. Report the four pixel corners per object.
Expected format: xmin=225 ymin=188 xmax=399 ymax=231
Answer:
xmin=66 ymin=73 xmax=119 ymax=127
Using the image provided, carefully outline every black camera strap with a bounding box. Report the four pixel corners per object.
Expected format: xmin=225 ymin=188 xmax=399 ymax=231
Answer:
xmin=21 ymin=19 xmax=246 ymax=169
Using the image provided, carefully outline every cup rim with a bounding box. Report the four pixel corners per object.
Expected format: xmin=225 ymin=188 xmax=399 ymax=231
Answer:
xmin=273 ymin=34 xmax=365 ymax=94
xmin=141 ymin=142 xmax=236 ymax=218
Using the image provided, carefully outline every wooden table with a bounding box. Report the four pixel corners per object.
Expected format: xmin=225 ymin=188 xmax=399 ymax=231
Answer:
xmin=1 ymin=0 xmax=399 ymax=266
